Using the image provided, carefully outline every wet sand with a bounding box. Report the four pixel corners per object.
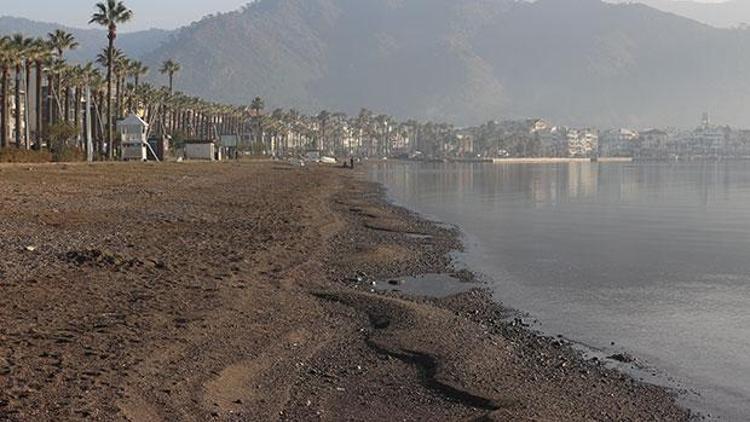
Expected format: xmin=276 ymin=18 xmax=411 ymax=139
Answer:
xmin=0 ymin=161 xmax=690 ymax=421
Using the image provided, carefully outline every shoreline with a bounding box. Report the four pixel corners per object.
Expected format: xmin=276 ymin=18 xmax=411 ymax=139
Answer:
xmin=326 ymin=167 xmax=692 ymax=420
xmin=0 ymin=162 xmax=691 ymax=420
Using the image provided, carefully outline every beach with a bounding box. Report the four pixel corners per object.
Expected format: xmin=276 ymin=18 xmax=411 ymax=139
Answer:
xmin=0 ymin=161 xmax=690 ymax=421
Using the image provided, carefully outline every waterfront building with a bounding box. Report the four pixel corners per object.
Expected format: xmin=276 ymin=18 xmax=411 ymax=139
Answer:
xmin=637 ymin=129 xmax=670 ymax=159
xmin=599 ymin=128 xmax=639 ymax=157
xmin=566 ymin=128 xmax=599 ymax=158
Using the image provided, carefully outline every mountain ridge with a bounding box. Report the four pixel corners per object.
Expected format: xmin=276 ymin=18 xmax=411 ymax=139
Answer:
xmin=608 ymin=0 xmax=750 ymax=28
xmin=141 ymin=0 xmax=750 ymax=128
xmin=5 ymin=0 xmax=750 ymax=129
xmin=0 ymin=16 xmax=172 ymax=62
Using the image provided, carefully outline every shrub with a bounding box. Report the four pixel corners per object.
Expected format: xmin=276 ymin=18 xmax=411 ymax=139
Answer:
xmin=0 ymin=148 xmax=53 ymax=163
xmin=48 ymin=122 xmax=85 ymax=162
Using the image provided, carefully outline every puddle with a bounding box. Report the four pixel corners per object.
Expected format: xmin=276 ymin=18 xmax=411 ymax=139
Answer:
xmin=377 ymin=273 xmax=476 ymax=298
xmin=404 ymin=233 xmax=433 ymax=240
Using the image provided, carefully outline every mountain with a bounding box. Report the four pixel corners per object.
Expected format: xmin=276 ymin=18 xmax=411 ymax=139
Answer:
xmin=608 ymin=1 xmax=750 ymax=28
xmin=0 ymin=16 xmax=172 ymax=62
xmin=139 ymin=0 xmax=750 ymax=128
xmin=7 ymin=0 xmax=750 ymax=128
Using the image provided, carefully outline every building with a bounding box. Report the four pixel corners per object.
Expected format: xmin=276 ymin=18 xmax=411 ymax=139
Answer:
xmin=599 ymin=128 xmax=639 ymax=157
xmin=637 ymin=129 xmax=670 ymax=159
xmin=566 ymin=128 xmax=599 ymax=158
xmin=184 ymin=140 xmax=219 ymax=160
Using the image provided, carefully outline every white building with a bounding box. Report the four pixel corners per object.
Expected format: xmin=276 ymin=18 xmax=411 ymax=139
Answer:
xmin=566 ymin=128 xmax=599 ymax=157
xmin=118 ymin=114 xmax=149 ymax=161
xmin=184 ymin=141 xmax=217 ymax=160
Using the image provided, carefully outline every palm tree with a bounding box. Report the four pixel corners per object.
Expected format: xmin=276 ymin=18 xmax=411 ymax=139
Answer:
xmin=48 ymin=30 xmax=79 ymax=59
xmin=129 ymin=60 xmax=148 ymax=87
xmin=251 ymin=96 xmax=264 ymax=152
xmin=316 ymin=110 xmax=330 ymax=152
xmin=159 ymin=59 xmax=180 ymax=93
xmin=9 ymin=34 xmax=35 ymax=149
xmin=29 ymin=39 xmax=52 ymax=149
xmin=47 ymin=30 xmax=78 ymax=135
xmin=89 ymin=0 xmax=133 ymax=160
xmin=46 ymin=59 xmax=69 ymax=123
xmin=0 ymin=36 xmax=12 ymax=149
xmin=69 ymin=63 xmax=96 ymax=148
xmin=113 ymin=56 xmax=129 ymax=119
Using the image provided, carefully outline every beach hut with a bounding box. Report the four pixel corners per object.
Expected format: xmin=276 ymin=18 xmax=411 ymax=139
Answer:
xmin=118 ymin=114 xmax=149 ymax=161
xmin=184 ymin=140 xmax=217 ymax=161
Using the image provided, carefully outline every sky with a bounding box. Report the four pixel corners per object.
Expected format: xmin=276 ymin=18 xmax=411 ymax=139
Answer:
xmin=0 ymin=0 xmax=251 ymax=32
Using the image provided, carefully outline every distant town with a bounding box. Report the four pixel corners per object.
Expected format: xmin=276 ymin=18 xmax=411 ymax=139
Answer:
xmin=404 ymin=113 xmax=750 ymax=162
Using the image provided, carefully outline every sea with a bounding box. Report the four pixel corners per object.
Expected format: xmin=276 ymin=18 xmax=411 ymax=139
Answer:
xmin=370 ymin=160 xmax=750 ymax=421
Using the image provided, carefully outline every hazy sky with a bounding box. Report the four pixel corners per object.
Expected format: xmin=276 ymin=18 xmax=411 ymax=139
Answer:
xmin=0 ymin=0 xmax=734 ymax=32
xmin=0 ymin=0 xmax=250 ymax=32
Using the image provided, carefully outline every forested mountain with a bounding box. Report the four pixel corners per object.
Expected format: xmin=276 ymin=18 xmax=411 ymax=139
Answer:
xmin=0 ymin=16 xmax=171 ymax=62
xmin=609 ymin=0 xmax=750 ymax=28
xmin=7 ymin=0 xmax=750 ymax=128
xmin=137 ymin=0 xmax=750 ymax=128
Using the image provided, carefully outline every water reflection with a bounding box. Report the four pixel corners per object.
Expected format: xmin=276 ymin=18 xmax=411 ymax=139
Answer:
xmin=370 ymin=161 xmax=750 ymax=421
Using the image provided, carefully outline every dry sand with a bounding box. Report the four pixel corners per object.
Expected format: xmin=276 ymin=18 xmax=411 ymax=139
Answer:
xmin=0 ymin=161 xmax=690 ymax=421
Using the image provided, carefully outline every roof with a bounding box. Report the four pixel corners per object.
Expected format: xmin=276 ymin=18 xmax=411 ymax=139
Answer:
xmin=118 ymin=113 xmax=149 ymax=128
xmin=184 ymin=139 xmax=216 ymax=144
xmin=641 ymin=129 xmax=668 ymax=136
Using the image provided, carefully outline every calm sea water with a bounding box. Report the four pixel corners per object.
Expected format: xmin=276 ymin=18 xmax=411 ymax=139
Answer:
xmin=370 ymin=161 xmax=750 ymax=421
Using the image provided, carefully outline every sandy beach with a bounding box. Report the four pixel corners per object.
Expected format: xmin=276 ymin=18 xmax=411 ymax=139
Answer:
xmin=0 ymin=161 xmax=690 ymax=421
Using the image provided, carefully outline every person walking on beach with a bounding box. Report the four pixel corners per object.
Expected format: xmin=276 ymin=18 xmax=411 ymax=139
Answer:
xmin=350 ymin=157 xmax=355 ymax=169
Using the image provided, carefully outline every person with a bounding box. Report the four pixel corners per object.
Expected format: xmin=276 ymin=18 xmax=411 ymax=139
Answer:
xmin=350 ymin=157 xmax=355 ymax=169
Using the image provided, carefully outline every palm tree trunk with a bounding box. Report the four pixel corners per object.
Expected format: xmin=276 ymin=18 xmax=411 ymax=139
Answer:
xmin=35 ymin=61 xmax=43 ymax=149
xmin=107 ymin=34 xmax=114 ymax=160
xmin=15 ymin=64 xmax=22 ymax=148
xmin=64 ymin=86 xmax=71 ymax=125
xmin=48 ymin=74 xmax=56 ymax=128
xmin=118 ymin=76 xmax=124 ymax=117
xmin=23 ymin=61 xmax=31 ymax=149
xmin=1 ymin=66 xmax=8 ymax=149
xmin=75 ymin=86 xmax=82 ymax=147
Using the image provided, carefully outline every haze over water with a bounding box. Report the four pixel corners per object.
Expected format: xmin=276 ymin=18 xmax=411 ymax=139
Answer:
xmin=370 ymin=161 xmax=750 ymax=421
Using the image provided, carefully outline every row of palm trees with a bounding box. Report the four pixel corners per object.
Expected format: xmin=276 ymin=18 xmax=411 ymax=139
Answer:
xmin=247 ymin=104 xmax=457 ymax=159
xmin=0 ymin=0 xmax=461 ymax=161
xmin=0 ymin=0 xmax=236 ymax=159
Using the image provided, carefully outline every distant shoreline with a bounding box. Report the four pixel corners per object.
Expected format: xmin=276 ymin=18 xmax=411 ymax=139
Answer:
xmin=489 ymin=157 xmax=633 ymax=164
xmin=389 ymin=157 xmax=634 ymax=164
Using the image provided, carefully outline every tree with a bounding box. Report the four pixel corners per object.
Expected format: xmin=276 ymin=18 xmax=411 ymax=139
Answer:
xmin=47 ymin=30 xmax=79 ymax=59
xmin=10 ymin=34 xmax=35 ymax=149
xmin=47 ymin=30 xmax=78 ymax=141
xmin=89 ymin=0 xmax=133 ymax=160
xmin=159 ymin=59 xmax=180 ymax=93
xmin=251 ymin=96 xmax=265 ymax=152
xmin=129 ymin=60 xmax=148 ymax=87
xmin=29 ymin=39 xmax=52 ymax=149
xmin=317 ymin=110 xmax=330 ymax=152
xmin=0 ymin=36 xmax=11 ymax=149
xmin=127 ymin=61 xmax=147 ymax=113
xmin=46 ymin=59 xmax=69 ymax=123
